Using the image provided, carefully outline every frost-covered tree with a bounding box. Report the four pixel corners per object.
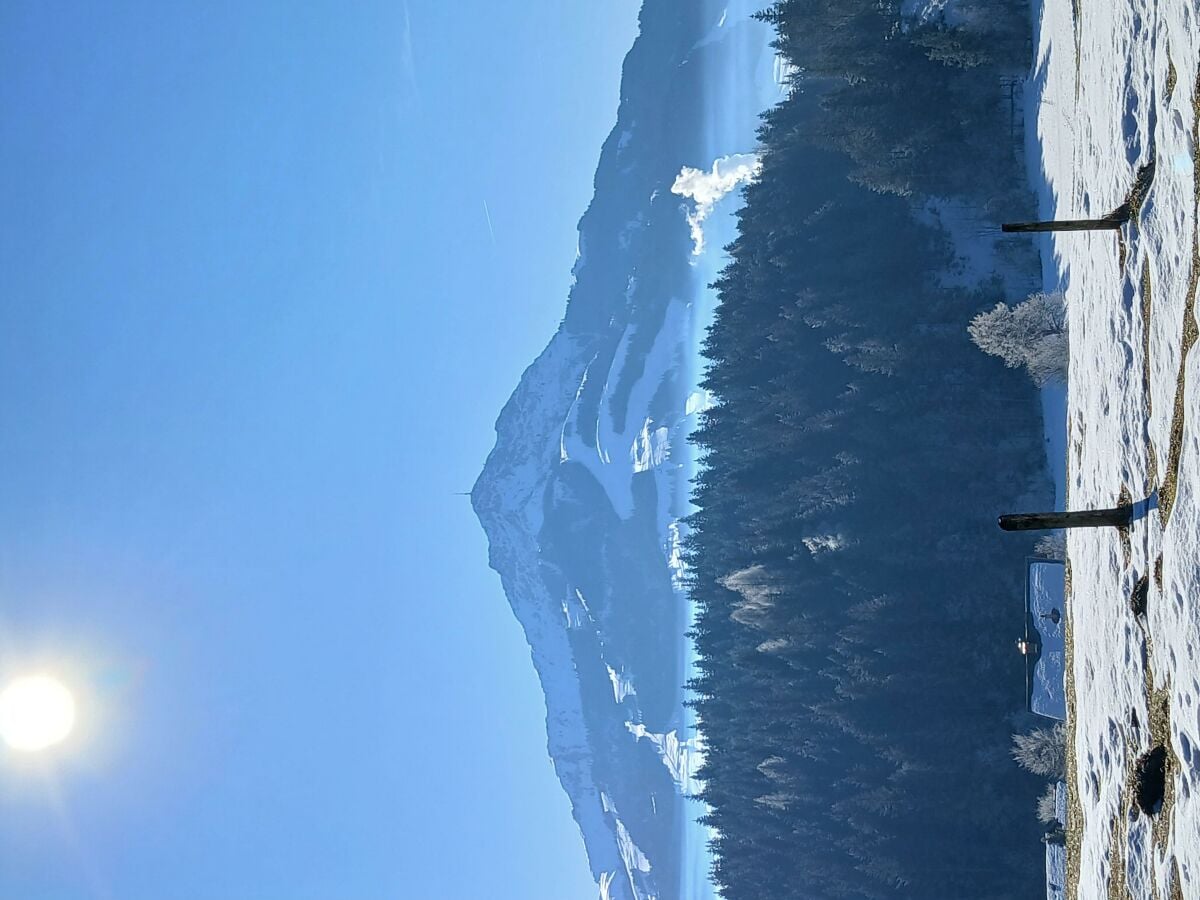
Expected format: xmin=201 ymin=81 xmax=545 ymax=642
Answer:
xmin=1036 ymin=783 xmax=1060 ymax=824
xmin=968 ymin=291 xmax=1067 ymax=386
xmin=1012 ymin=723 xmax=1066 ymax=778
xmin=719 ymin=565 xmax=781 ymax=630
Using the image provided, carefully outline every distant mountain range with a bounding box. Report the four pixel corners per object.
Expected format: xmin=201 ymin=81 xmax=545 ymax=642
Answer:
xmin=471 ymin=2 xmax=773 ymax=897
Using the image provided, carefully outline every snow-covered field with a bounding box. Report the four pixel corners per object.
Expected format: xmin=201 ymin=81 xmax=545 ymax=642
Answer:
xmin=1028 ymin=0 xmax=1200 ymax=895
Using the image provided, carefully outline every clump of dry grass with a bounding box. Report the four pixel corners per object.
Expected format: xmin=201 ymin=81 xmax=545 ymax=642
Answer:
xmin=1105 ymin=810 xmax=1127 ymax=900
xmin=1140 ymin=257 xmax=1160 ymax=494
xmin=1118 ymin=484 xmax=1133 ymax=568
xmin=1158 ymin=68 xmax=1200 ymax=522
xmin=1064 ymin=555 xmax=1083 ymax=900
xmin=1169 ymin=859 xmax=1185 ymax=900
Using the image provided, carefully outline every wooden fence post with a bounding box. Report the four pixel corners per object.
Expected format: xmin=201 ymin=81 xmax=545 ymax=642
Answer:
xmin=997 ymin=506 xmax=1133 ymax=531
xmin=1002 ymin=215 xmax=1126 ymax=233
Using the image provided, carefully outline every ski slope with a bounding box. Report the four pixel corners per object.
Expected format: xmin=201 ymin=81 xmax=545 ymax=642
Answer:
xmin=1028 ymin=0 xmax=1200 ymax=896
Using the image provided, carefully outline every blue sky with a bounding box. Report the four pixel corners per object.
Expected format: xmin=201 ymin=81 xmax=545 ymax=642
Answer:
xmin=0 ymin=2 xmax=641 ymax=897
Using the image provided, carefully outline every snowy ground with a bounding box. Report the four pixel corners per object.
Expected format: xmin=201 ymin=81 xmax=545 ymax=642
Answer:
xmin=1028 ymin=0 xmax=1200 ymax=896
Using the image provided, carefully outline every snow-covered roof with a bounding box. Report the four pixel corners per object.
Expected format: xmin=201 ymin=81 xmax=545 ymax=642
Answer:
xmin=1026 ymin=560 xmax=1066 ymax=720
xmin=1046 ymin=841 xmax=1066 ymax=900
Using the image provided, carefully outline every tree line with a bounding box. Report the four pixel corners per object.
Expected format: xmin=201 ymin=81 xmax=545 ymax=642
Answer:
xmin=685 ymin=2 xmax=1052 ymax=897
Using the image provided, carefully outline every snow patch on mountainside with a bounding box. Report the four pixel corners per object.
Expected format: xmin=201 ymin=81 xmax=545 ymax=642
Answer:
xmin=601 ymin=792 xmax=654 ymax=893
xmin=631 ymin=420 xmax=672 ymax=473
xmin=627 ymin=722 xmax=705 ymax=796
xmin=560 ymin=300 xmax=689 ymax=518
xmin=562 ymin=588 xmax=594 ymax=630
xmin=608 ymin=665 xmax=637 ymax=704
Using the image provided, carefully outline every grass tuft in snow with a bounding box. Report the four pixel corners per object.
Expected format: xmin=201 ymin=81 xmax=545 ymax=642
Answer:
xmin=1130 ymin=574 xmax=1148 ymax=618
xmin=1141 ymin=258 xmax=1161 ymax=492
xmin=1117 ymin=484 xmax=1133 ymax=568
xmin=1116 ymin=162 xmax=1157 ymax=271
xmin=1125 ymin=160 xmax=1158 ymax=225
xmin=1169 ymin=859 xmax=1185 ymax=900
xmin=1106 ymin=810 xmax=1128 ymax=900
xmin=1158 ymin=67 xmax=1200 ymax=521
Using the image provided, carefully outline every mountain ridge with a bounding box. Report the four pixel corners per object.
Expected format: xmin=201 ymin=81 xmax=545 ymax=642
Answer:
xmin=471 ymin=2 xmax=726 ymax=895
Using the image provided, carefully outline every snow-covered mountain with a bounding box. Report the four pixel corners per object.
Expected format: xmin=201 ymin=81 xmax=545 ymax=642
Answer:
xmin=472 ymin=3 xmax=776 ymax=897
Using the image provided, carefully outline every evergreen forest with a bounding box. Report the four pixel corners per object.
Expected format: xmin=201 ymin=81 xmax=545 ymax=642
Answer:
xmin=685 ymin=2 xmax=1055 ymax=896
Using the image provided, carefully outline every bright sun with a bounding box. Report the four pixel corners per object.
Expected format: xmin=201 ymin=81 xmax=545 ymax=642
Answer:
xmin=0 ymin=675 xmax=76 ymax=752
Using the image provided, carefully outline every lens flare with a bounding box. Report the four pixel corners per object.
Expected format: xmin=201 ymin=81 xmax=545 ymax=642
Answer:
xmin=0 ymin=675 xmax=77 ymax=752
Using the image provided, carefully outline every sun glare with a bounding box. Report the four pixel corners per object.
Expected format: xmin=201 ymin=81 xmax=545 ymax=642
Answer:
xmin=0 ymin=675 xmax=77 ymax=752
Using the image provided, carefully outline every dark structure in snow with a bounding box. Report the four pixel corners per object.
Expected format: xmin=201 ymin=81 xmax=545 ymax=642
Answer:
xmin=1134 ymin=746 xmax=1168 ymax=815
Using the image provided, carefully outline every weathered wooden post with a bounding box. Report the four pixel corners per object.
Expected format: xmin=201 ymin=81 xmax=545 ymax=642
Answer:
xmin=1005 ymin=163 xmax=1153 ymax=234
xmin=1002 ymin=214 xmax=1127 ymax=233
xmin=997 ymin=506 xmax=1133 ymax=531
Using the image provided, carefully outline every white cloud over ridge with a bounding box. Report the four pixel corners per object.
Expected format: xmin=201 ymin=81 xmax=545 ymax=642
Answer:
xmin=671 ymin=153 xmax=761 ymax=254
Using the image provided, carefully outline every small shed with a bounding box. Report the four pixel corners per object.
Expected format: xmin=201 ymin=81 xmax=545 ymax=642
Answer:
xmin=1025 ymin=560 xmax=1066 ymax=720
